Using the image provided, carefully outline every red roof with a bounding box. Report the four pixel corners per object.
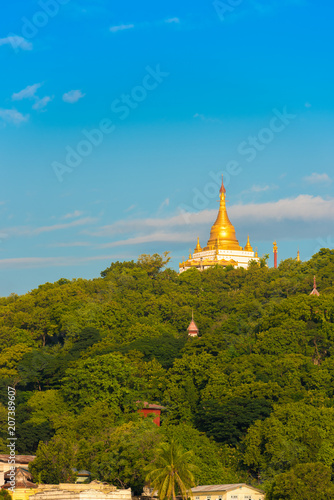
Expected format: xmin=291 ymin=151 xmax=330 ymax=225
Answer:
xmin=187 ymin=319 xmax=198 ymax=332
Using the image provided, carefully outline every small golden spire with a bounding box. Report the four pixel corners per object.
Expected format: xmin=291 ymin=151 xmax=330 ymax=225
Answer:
xmin=244 ymin=234 xmax=253 ymax=252
xmin=189 ymin=249 xmax=192 ymax=259
xmin=194 ymin=237 xmax=202 ymax=253
xmin=255 ymin=247 xmax=258 ymax=258
xmin=297 ymin=249 xmax=300 ymax=262
xmin=273 ymin=241 xmax=278 ymax=269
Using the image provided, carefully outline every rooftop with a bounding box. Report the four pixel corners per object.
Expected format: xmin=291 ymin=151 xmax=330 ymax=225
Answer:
xmin=191 ymin=484 xmax=264 ymax=494
xmin=0 ymin=455 xmax=36 ymax=464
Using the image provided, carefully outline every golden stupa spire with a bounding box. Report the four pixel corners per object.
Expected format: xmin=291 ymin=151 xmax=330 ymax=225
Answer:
xmin=204 ymin=175 xmax=241 ymax=251
xmin=244 ymin=235 xmax=253 ymax=252
xmin=297 ymin=249 xmax=300 ymax=262
xmin=194 ymin=237 xmax=202 ymax=253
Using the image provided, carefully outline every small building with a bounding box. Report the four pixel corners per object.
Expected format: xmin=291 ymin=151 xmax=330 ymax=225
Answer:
xmin=187 ymin=313 xmax=199 ymax=337
xmin=3 ymin=467 xmax=36 ymax=489
xmin=0 ymin=455 xmax=36 ymax=487
xmin=74 ymin=469 xmax=91 ymax=483
xmin=191 ymin=483 xmax=265 ymax=500
xmin=1 ymin=467 xmax=37 ymax=500
xmin=29 ymin=482 xmax=132 ymax=500
xmin=137 ymin=401 xmax=164 ymax=426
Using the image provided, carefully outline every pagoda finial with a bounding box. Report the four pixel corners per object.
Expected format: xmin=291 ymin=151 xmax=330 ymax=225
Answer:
xmin=310 ymin=275 xmax=320 ymax=296
xmin=297 ymin=249 xmax=301 ymax=262
xmin=220 ymin=175 xmax=226 ymax=195
xmin=194 ymin=237 xmax=202 ymax=253
xmin=189 ymin=249 xmax=192 ymax=259
xmin=255 ymin=247 xmax=258 ymax=258
xmin=273 ymin=241 xmax=278 ymax=269
xmin=244 ymin=234 xmax=253 ymax=252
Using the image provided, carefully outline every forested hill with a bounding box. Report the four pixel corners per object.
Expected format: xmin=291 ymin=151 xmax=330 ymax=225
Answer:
xmin=1 ymin=249 xmax=334 ymax=496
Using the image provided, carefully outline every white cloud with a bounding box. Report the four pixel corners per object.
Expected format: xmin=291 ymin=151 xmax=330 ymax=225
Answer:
xmin=48 ymin=241 xmax=92 ymax=248
xmin=243 ymin=184 xmax=279 ymax=195
xmin=85 ymin=195 xmax=334 ymax=249
xmin=2 ymin=217 xmax=97 ymax=239
xmin=61 ymin=210 xmax=84 ymax=220
xmin=12 ymin=83 xmax=42 ymax=101
xmin=250 ymin=185 xmax=271 ymax=193
xmin=0 ymin=35 xmax=32 ymax=51
xmin=158 ymin=198 xmax=170 ymax=212
xmin=85 ymin=213 xmax=194 ymax=238
xmin=303 ymin=172 xmax=332 ymax=184
xmin=31 ymin=217 xmax=98 ymax=236
xmin=0 ymin=254 xmax=124 ymax=270
xmin=110 ymin=17 xmax=181 ymax=33
xmin=62 ymin=89 xmax=85 ymax=103
xmin=110 ymin=24 xmax=135 ymax=33
xmin=32 ymin=96 xmax=53 ymax=111
xmin=11 ymin=83 xmax=52 ymax=112
xmin=0 ymin=108 xmax=29 ymax=125
xmin=165 ymin=17 xmax=180 ymax=24
xmin=193 ymin=113 xmax=222 ymax=124
xmin=97 ymin=231 xmax=196 ymax=248
xmin=90 ymin=195 xmax=334 ymax=239
xmin=229 ymin=195 xmax=334 ymax=222
xmin=124 ymin=204 xmax=136 ymax=213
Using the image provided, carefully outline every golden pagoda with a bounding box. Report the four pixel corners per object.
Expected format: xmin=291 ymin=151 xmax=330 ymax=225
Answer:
xmin=179 ymin=176 xmax=259 ymax=272
xmin=204 ymin=180 xmax=242 ymax=251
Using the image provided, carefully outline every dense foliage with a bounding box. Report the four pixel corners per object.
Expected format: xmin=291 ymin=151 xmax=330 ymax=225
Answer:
xmin=1 ymin=249 xmax=334 ymax=496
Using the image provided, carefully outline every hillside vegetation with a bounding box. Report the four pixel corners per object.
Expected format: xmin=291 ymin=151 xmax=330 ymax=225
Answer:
xmin=1 ymin=249 xmax=334 ymax=496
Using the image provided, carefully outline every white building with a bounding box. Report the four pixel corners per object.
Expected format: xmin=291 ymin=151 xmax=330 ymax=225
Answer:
xmin=191 ymin=483 xmax=265 ymax=500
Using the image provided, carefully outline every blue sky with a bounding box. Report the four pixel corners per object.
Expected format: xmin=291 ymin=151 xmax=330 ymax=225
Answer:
xmin=0 ymin=0 xmax=334 ymax=296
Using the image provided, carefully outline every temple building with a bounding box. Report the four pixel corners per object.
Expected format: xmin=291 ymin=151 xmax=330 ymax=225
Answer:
xmin=187 ymin=312 xmax=199 ymax=337
xmin=179 ymin=177 xmax=259 ymax=272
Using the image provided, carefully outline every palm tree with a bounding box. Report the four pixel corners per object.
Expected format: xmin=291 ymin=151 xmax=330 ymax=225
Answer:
xmin=144 ymin=439 xmax=198 ymax=500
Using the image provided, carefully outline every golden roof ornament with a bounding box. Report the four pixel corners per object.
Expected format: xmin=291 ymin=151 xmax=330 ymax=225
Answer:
xmin=194 ymin=237 xmax=202 ymax=253
xmin=297 ymin=249 xmax=301 ymax=262
xmin=204 ymin=175 xmax=242 ymax=251
xmin=244 ymin=235 xmax=253 ymax=252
